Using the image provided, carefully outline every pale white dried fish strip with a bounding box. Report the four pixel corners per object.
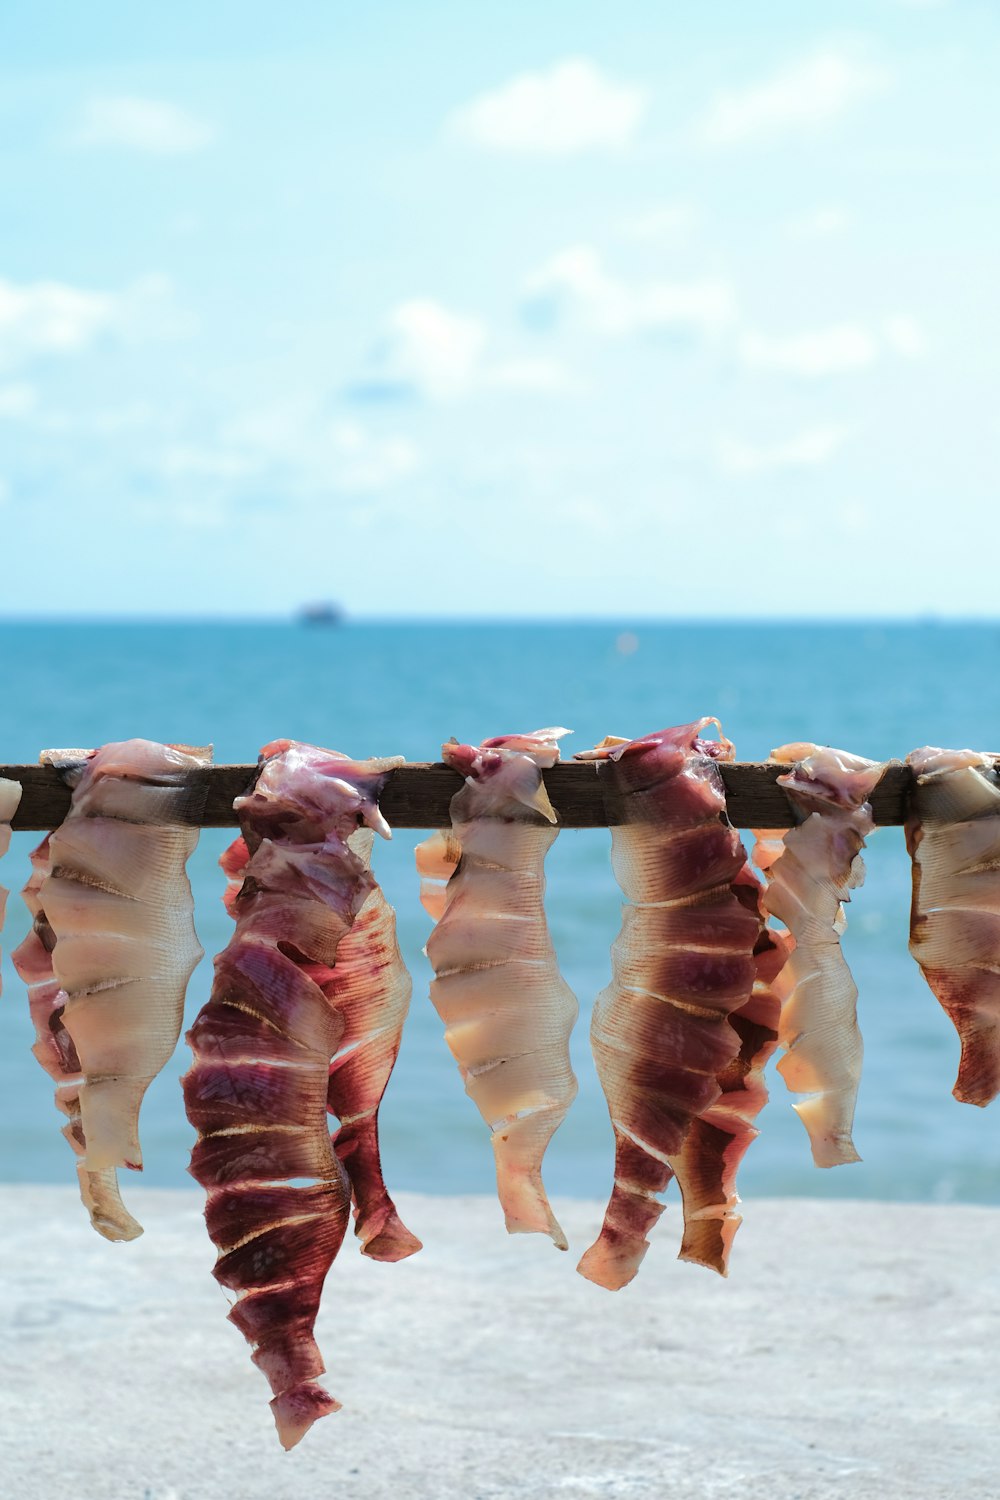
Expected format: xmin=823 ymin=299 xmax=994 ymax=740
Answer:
xmin=13 ymin=739 xmax=210 ymax=1240
xmin=417 ymin=728 xmax=578 ymax=1250
xmin=753 ymin=743 xmax=884 ymax=1168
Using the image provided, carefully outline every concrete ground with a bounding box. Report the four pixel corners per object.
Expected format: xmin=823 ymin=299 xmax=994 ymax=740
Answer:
xmin=0 ymin=1186 xmax=997 ymax=1499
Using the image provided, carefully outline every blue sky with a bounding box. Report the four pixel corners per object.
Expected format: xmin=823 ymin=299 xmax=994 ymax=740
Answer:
xmin=1 ymin=0 xmax=996 ymax=617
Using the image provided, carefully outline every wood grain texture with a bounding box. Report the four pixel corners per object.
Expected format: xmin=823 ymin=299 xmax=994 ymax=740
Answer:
xmin=2 ymin=760 xmax=912 ymax=832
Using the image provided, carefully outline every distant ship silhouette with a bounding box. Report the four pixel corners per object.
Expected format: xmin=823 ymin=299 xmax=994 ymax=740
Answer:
xmin=298 ymin=602 xmax=344 ymax=626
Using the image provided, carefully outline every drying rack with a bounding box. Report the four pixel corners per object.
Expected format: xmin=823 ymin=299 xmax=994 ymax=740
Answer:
xmin=2 ymin=760 xmax=912 ymax=830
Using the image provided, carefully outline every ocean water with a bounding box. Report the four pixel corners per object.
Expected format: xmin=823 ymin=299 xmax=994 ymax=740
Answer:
xmin=1 ymin=619 xmax=999 ymax=1210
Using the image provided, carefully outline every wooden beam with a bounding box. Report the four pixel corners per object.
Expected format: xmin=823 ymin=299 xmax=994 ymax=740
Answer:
xmin=1 ymin=760 xmax=912 ymax=832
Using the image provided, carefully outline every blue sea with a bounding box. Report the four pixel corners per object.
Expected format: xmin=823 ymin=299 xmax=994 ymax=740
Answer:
xmin=1 ymin=619 xmax=999 ymax=1207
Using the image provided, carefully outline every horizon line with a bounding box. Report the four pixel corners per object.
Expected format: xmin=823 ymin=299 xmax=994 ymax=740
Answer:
xmin=0 ymin=612 xmax=994 ymax=627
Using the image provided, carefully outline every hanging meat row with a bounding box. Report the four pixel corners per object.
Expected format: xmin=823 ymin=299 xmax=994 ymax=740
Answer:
xmin=0 ymin=726 xmax=995 ymax=1450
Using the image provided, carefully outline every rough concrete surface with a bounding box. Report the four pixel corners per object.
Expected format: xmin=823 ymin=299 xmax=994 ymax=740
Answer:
xmin=0 ymin=1187 xmax=997 ymax=1499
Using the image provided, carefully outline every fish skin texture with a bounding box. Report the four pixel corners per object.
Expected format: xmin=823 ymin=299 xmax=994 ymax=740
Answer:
xmin=416 ymin=728 xmax=578 ymax=1251
xmin=11 ymin=741 xmax=210 ymax=1242
xmin=905 ymin=745 xmax=1000 ymax=1106
xmin=753 ymin=743 xmax=885 ymax=1168
xmin=183 ymin=740 xmax=418 ymax=1451
xmin=574 ymin=720 xmax=761 ymax=1291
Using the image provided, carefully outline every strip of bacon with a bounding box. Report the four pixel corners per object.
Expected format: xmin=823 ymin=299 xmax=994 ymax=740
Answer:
xmin=12 ymin=740 xmax=210 ymax=1242
xmin=752 ymin=743 xmax=885 ymax=1168
xmin=183 ymin=740 xmax=417 ymax=1450
xmin=575 ymin=721 xmax=760 ymax=1291
xmin=905 ymin=745 xmax=1000 ymax=1106
xmin=416 ymin=729 xmax=578 ymax=1250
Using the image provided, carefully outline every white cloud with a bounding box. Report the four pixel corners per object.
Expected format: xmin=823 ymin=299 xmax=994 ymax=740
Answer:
xmin=523 ymin=245 xmax=736 ymax=337
xmin=0 ymin=278 xmax=114 ymax=368
xmin=174 ymin=403 xmax=422 ymax=502
xmin=740 ymin=315 xmax=926 ymax=377
xmin=787 ymin=206 xmax=851 ymax=239
xmin=719 ymin=425 xmax=850 ymax=476
xmin=71 ymin=96 xmax=215 ymax=154
xmin=740 ymin=324 xmax=879 ymax=376
xmin=450 ymin=58 xmax=646 ymax=155
xmin=370 ymin=299 xmax=486 ymax=400
xmin=619 ymin=203 xmax=698 ymax=243
xmin=698 ymin=49 xmax=888 ymax=146
xmin=0 ymin=273 xmax=193 ymax=372
xmin=358 ymin=298 xmax=573 ymax=401
xmin=883 ymin=314 xmax=927 ymax=358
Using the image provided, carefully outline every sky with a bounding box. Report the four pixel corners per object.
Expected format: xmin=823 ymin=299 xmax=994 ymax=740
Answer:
xmin=0 ymin=0 xmax=997 ymax=618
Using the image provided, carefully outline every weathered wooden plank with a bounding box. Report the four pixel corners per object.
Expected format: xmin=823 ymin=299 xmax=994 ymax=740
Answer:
xmin=1 ymin=760 xmax=912 ymax=832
